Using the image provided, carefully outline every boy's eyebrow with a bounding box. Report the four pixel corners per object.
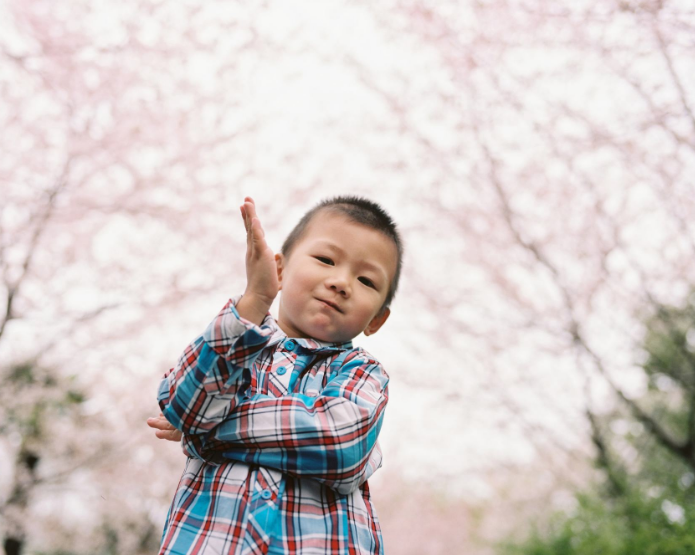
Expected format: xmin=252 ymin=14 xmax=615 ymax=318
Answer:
xmin=315 ymin=241 xmax=388 ymax=279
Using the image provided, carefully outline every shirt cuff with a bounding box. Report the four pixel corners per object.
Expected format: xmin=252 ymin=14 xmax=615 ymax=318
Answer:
xmin=201 ymin=295 xmax=276 ymax=361
xmin=226 ymin=295 xmax=273 ymax=333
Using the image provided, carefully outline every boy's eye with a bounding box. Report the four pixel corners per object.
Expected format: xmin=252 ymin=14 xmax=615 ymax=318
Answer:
xmin=315 ymin=256 xmax=334 ymax=265
xmin=359 ymin=277 xmax=376 ymax=289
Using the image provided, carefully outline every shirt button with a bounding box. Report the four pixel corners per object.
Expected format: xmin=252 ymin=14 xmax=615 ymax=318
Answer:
xmin=261 ymin=489 xmax=272 ymax=500
xmin=284 ymin=340 xmax=296 ymax=351
xmin=277 ymin=366 xmax=287 ymax=375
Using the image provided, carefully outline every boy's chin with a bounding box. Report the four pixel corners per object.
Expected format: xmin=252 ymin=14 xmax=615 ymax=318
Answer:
xmin=278 ymin=314 xmax=359 ymax=343
xmin=306 ymin=326 xmax=356 ymax=344
xmin=311 ymin=330 xmax=353 ymax=343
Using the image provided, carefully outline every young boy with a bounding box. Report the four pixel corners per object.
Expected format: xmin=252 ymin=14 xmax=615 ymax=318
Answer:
xmin=148 ymin=195 xmax=403 ymax=554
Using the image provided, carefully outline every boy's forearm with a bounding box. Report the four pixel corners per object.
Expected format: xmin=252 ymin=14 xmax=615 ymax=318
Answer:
xmin=160 ymin=197 xmax=280 ymax=436
xmin=180 ymin=427 xmax=384 ymax=494
xmin=236 ymin=292 xmax=273 ymax=327
xmin=220 ymin=435 xmax=384 ymax=495
xmin=158 ymin=298 xmax=273 ymax=435
xmin=188 ymin=356 xmax=389 ymax=493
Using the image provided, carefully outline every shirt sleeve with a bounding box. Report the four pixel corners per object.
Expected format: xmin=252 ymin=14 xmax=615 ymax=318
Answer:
xmin=193 ymin=351 xmax=389 ymax=495
xmin=157 ymin=298 xmax=274 ymax=441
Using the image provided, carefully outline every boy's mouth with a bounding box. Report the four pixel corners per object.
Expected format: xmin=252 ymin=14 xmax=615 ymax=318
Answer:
xmin=316 ymin=298 xmax=343 ymax=313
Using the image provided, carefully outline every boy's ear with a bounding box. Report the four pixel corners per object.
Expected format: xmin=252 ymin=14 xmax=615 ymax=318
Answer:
xmin=364 ymin=307 xmax=390 ymax=337
xmin=275 ymin=253 xmax=284 ymax=290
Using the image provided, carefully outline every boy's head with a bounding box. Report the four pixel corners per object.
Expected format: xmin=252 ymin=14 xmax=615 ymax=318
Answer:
xmin=274 ymin=196 xmax=403 ymax=343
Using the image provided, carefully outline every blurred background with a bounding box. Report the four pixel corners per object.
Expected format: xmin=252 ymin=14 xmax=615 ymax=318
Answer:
xmin=1 ymin=0 xmax=695 ymax=553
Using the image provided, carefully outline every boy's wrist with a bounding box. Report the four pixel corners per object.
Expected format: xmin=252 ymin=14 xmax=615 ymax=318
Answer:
xmin=236 ymin=292 xmax=273 ymax=326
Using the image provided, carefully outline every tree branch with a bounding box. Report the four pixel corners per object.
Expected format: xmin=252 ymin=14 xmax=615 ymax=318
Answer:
xmin=585 ymin=407 xmax=628 ymax=497
xmin=476 ymin=128 xmax=695 ymax=470
xmin=652 ymin=19 xmax=695 ymax=138
xmin=0 ymin=159 xmax=71 ymax=342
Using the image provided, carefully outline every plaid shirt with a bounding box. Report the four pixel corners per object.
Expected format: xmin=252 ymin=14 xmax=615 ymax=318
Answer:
xmin=157 ymin=298 xmax=388 ymax=554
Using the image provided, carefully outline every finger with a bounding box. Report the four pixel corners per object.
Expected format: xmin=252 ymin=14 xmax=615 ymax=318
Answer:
xmin=240 ymin=205 xmax=248 ymax=231
xmin=146 ymin=417 xmax=159 ymax=429
xmin=245 ymin=199 xmax=260 ymax=227
xmin=242 ymin=203 xmax=252 ymax=232
xmin=249 ymin=218 xmax=267 ymax=256
xmin=147 ymin=416 xmax=175 ymax=431
xmin=251 ymin=217 xmax=265 ymax=240
xmin=154 ymin=427 xmax=178 ymax=439
xmin=245 ymin=202 xmax=262 ymax=257
xmin=244 ymin=205 xmax=253 ymax=251
xmin=155 ymin=429 xmax=182 ymax=442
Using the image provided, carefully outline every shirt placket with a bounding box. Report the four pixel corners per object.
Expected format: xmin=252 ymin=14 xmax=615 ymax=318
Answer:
xmin=242 ymin=466 xmax=286 ymax=555
xmin=241 ymin=339 xmax=305 ymax=554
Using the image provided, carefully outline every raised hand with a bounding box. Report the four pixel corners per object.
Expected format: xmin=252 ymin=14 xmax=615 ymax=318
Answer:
xmin=236 ymin=197 xmax=279 ymax=325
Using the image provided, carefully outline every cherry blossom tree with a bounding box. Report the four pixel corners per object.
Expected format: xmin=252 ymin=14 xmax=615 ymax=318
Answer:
xmin=1 ymin=1 xmax=266 ymax=552
xmin=3 ymin=0 xmax=694 ymax=553
xmin=361 ymin=0 xmax=695 ymax=548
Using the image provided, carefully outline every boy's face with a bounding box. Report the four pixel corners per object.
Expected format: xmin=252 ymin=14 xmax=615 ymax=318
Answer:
xmin=275 ymin=211 xmax=397 ymax=343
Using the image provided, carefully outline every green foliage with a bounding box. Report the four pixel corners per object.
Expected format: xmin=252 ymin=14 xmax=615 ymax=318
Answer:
xmin=639 ymin=295 xmax=695 ymax=442
xmin=501 ymin=293 xmax=695 ymax=555
xmin=8 ymin=362 xmax=36 ymax=384
xmin=642 ymin=298 xmax=695 ymax=387
xmin=1 ymin=362 xmax=85 ymax=440
xmin=501 ymin=486 xmax=695 ymax=555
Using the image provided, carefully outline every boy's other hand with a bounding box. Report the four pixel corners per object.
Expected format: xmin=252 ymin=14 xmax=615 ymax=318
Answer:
xmin=147 ymin=413 xmax=183 ymax=442
xmin=238 ymin=197 xmax=279 ymax=325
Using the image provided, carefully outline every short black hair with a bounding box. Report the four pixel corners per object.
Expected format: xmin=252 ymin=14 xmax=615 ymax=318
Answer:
xmin=281 ymin=196 xmax=403 ymax=310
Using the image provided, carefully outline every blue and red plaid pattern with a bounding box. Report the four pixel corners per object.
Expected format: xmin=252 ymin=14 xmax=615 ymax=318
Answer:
xmin=158 ymin=298 xmax=388 ymax=554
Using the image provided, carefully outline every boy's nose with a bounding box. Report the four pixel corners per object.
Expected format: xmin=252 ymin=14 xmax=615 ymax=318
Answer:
xmin=326 ymin=275 xmax=350 ymax=297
